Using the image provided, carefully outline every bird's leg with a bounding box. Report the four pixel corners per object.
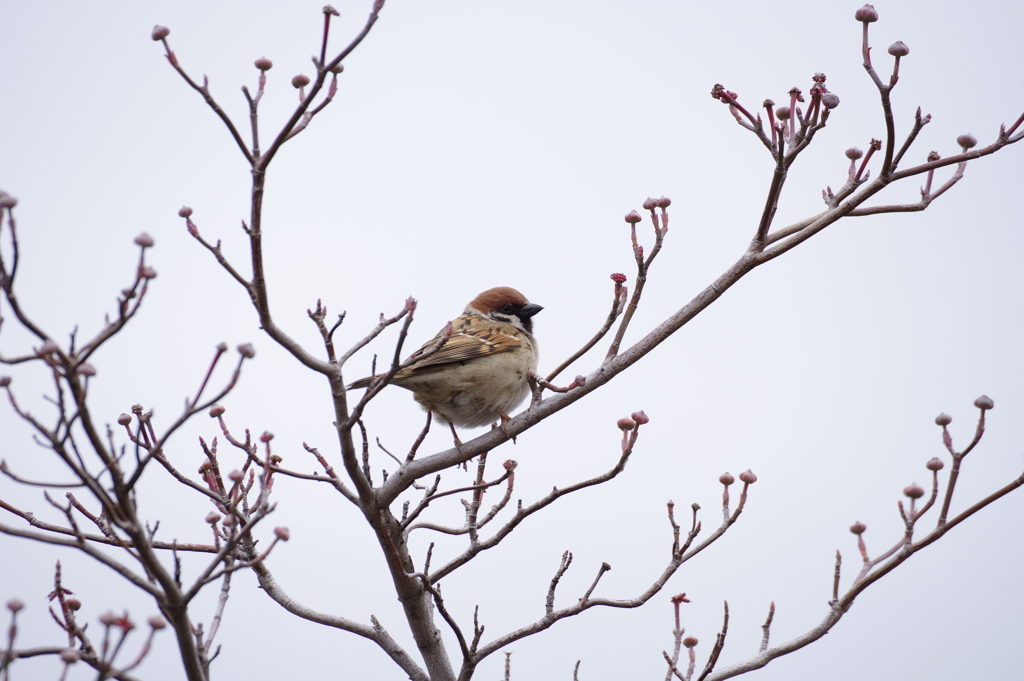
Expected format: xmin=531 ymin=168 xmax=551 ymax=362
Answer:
xmin=448 ymin=421 xmax=464 ymax=450
xmin=497 ymin=410 xmax=515 ymax=444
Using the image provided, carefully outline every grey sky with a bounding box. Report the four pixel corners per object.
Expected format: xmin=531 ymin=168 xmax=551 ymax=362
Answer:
xmin=2 ymin=1 xmax=1022 ymax=679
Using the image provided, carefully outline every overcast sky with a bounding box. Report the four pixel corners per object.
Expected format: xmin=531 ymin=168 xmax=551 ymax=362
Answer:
xmin=2 ymin=1 xmax=1023 ymax=680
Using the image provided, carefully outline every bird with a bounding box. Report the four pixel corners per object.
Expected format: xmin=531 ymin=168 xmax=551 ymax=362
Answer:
xmin=347 ymin=287 xmax=542 ymax=446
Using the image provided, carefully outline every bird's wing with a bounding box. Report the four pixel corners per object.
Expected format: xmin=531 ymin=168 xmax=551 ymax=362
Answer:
xmin=404 ymin=319 xmax=522 ymax=371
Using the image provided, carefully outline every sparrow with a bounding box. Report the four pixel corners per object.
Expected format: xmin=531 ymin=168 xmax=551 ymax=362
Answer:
xmin=347 ymin=287 xmax=542 ymax=445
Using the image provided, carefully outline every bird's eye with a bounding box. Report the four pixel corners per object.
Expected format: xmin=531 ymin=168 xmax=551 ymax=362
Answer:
xmin=501 ymin=304 xmax=514 ymax=314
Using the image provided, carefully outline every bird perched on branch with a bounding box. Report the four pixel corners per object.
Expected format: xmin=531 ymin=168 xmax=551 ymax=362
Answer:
xmin=347 ymin=287 xmax=542 ymax=445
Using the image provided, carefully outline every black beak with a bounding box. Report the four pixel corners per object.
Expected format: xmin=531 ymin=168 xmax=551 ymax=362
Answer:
xmin=519 ymin=303 xmax=543 ymax=319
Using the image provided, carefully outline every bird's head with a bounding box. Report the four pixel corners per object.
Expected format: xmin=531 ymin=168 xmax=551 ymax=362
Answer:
xmin=466 ymin=287 xmax=543 ymax=335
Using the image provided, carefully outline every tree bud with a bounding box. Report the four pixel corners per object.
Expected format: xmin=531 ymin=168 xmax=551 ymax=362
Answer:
xmin=642 ymin=197 xmax=657 ymax=211
xmin=845 ymin=147 xmax=863 ymax=160
xmin=238 ymin=343 xmax=256 ymax=358
xmin=624 ymin=211 xmax=642 ymax=224
xmin=957 ymin=133 xmax=978 ymax=150
xmin=854 ymin=4 xmax=878 ymax=22
xmin=116 ymin=414 xmax=131 ymax=427
xmin=683 ymin=636 xmax=698 ymax=648
xmin=973 ymin=394 xmax=994 ymax=410
xmin=887 ymin=41 xmax=909 ymax=57
xmin=610 ymin=273 xmax=627 ymax=284
xmin=260 ymin=431 xmax=274 ymax=442
xmin=821 ymin=93 xmax=840 ymax=109
xmin=178 ymin=206 xmax=193 ymax=218
xmin=134 ymin=233 xmax=154 ymax=247
xmin=329 ymin=63 xmax=344 ymax=75
xmin=66 ymin=598 xmax=81 ymax=610
xmin=78 ymin=363 xmax=96 ymax=377
xmin=927 ymin=151 xmax=941 ymax=162
xmin=205 ymin=511 xmax=222 ymax=524
xmin=849 ymin=521 xmax=867 ymax=534
xmin=151 ymin=26 xmax=170 ymax=41
xmin=0 ymin=194 xmax=17 ymax=209
xmin=209 ymin=404 xmax=225 ymax=417
xmin=926 ymin=457 xmax=944 ymax=471
xmin=616 ymin=418 xmax=635 ymax=431
xmin=903 ymin=483 xmax=925 ymax=499
xmin=148 ymin=616 xmax=167 ymax=629
xmin=99 ymin=611 xmax=119 ymax=626
xmin=719 ymin=472 xmax=735 ymax=486
xmin=291 ymin=74 xmax=310 ymax=88
xmin=60 ymin=649 xmax=81 ymax=664
xmin=255 ymin=57 xmax=273 ymax=71
xmin=775 ymin=106 xmax=790 ymax=120
xmin=0 ymin=376 xmax=10 ymax=387
xmin=739 ymin=469 xmax=757 ymax=484
xmin=39 ymin=339 xmax=60 ymax=355
xmin=6 ymin=599 xmax=24 ymax=612
xmin=274 ymin=527 xmax=291 ymax=541
xmin=656 ymin=196 xmax=671 ymax=208
xmin=631 ymin=410 xmax=649 ymax=425
xmin=140 ymin=266 xmax=157 ymax=279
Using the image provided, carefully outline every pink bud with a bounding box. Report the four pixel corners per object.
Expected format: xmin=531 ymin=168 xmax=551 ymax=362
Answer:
xmin=973 ymin=394 xmax=994 ymax=410
xmin=222 ymin=515 xmax=236 ymax=526
xmin=0 ymin=194 xmax=18 ymax=209
xmin=573 ymin=375 xmax=586 ymax=388
xmin=148 ymin=616 xmax=167 ymax=630
xmin=775 ymin=106 xmax=790 ymax=120
xmin=78 ymin=363 xmax=96 ymax=377
xmin=821 ymin=93 xmax=840 ymax=109
xmin=60 ymin=649 xmax=81 ymax=664
xmin=324 ymin=4 xmax=340 ymax=15
xmin=237 ymin=343 xmax=256 ymax=358
xmin=656 ymin=196 xmax=671 ymax=208
xmin=845 ymin=147 xmax=863 ymax=160
xmin=642 ymin=197 xmax=657 ymax=211
xmin=739 ymin=469 xmax=757 ymax=484
xmin=763 ymin=98 xmax=775 ymax=108
xmin=903 ymin=483 xmax=925 ymax=499
xmin=209 ymin=404 xmax=225 ymax=417
xmin=926 ymin=457 xmax=944 ymax=471
xmin=503 ymin=459 xmax=517 ymax=471
xmin=719 ymin=472 xmax=735 ymax=486
xmin=885 ymin=42 xmax=908 ymax=59
xmin=610 ymin=273 xmax=627 ymax=284
xmin=38 ymin=340 xmax=60 ymax=355
xmin=228 ymin=470 xmax=244 ymax=482
xmin=854 ymin=4 xmax=878 ymax=22
xmin=927 ymin=150 xmax=941 ymax=162
xmin=329 ymin=63 xmax=344 ymax=75
xmin=957 ymin=133 xmax=978 ymax=150
xmin=260 ymin=431 xmax=274 ymax=443
xmin=0 ymin=376 xmax=10 ymax=387
xmin=99 ymin=611 xmax=119 ymax=626
xmin=66 ymin=598 xmax=81 ymax=610
xmin=178 ymin=206 xmax=193 ymax=218
xmin=255 ymin=57 xmax=273 ymax=71
xmin=134 ymin=233 xmax=154 ymax=247
xmin=151 ymin=25 xmax=170 ymax=41
xmin=140 ymin=266 xmax=157 ymax=279
xmin=118 ymin=413 xmax=132 ymax=426
xmin=205 ymin=511 xmax=222 ymax=524
xmin=624 ymin=211 xmax=642 ymax=224
xmin=6 ymin=599 xmax=24 ymax=612
xmin=850 ymin=521 xmax=867 ymax=534
xmin=616 ymin=418 xmax=636 ymax=431
xmin=291 ymin=74 xmax=310 ymax=88
xmin=274 ymin=527 xmax=290 ymax=541
xmin=631 ymin=410 xmax=649 ymax=425
xmin=683 ymin=636 xmax=698 ymax=648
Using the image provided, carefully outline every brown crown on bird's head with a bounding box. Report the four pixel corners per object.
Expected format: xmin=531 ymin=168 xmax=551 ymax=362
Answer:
xmin=466 ymin=287 xmax=543 ymax=335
